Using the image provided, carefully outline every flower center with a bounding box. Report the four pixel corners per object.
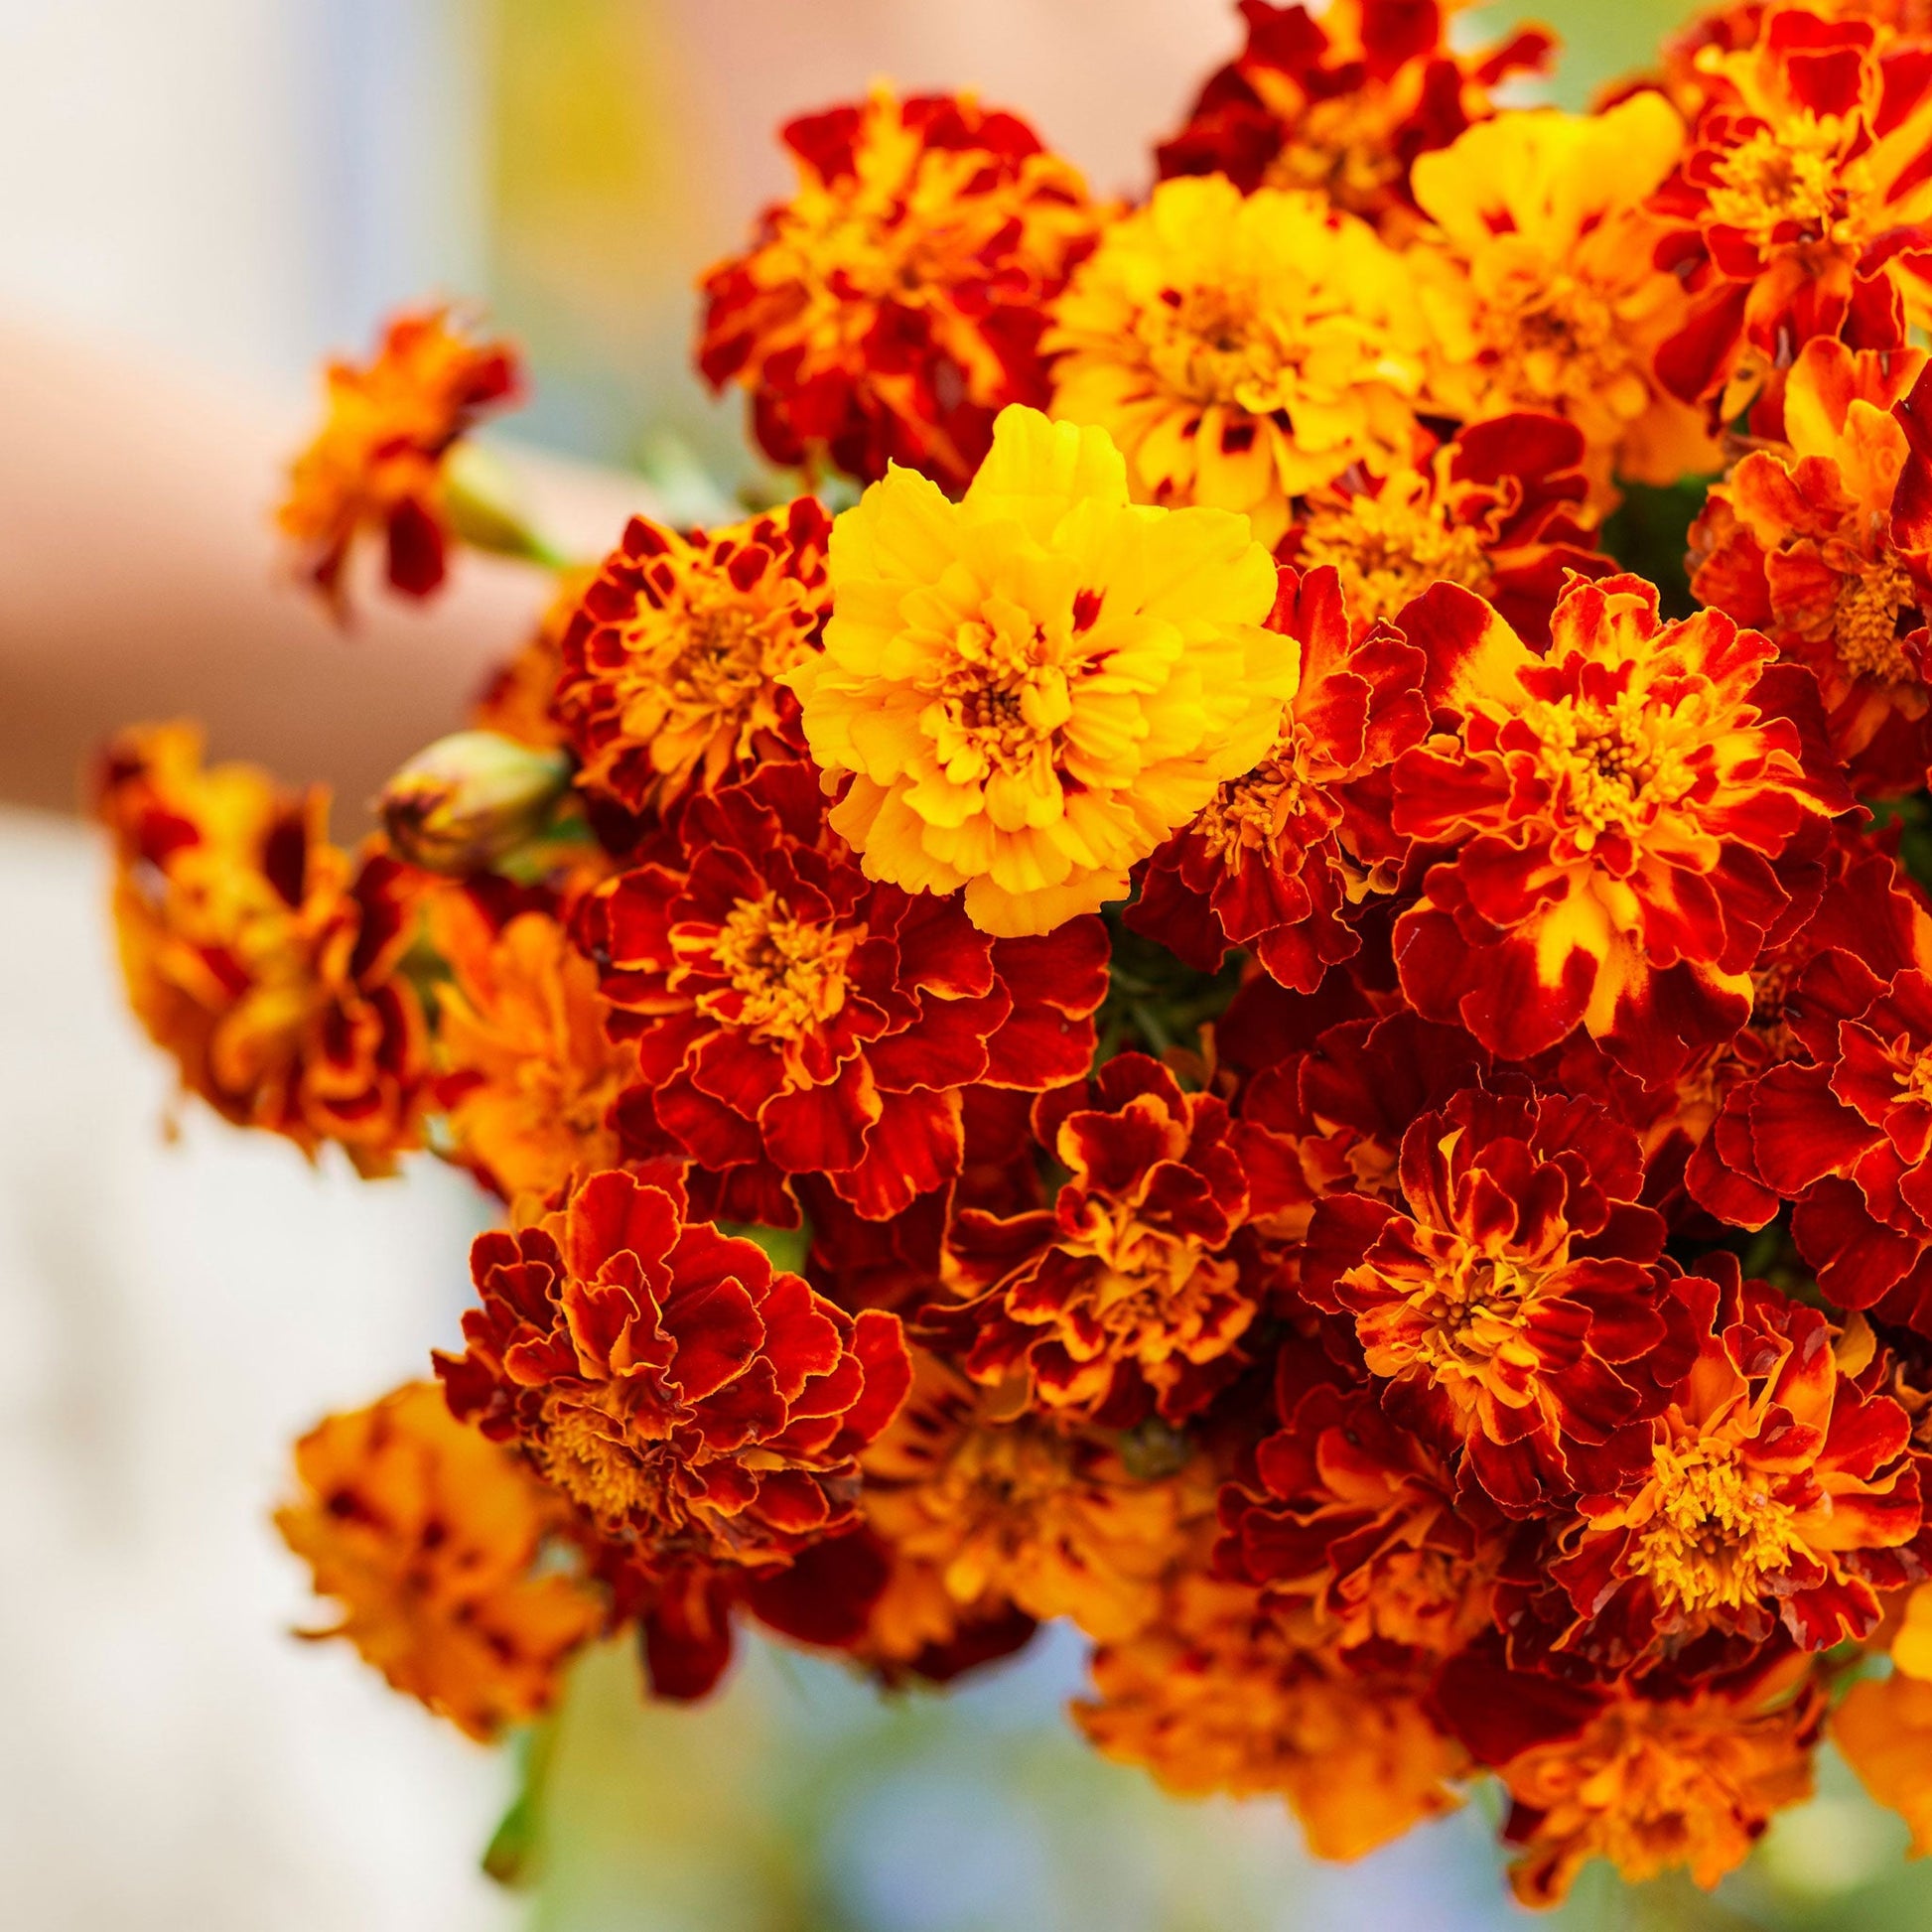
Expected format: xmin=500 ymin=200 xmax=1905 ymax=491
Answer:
xmin=923 ymin=603 xmax=1077 ymax=779
xmin=1525 ymin=691 xmax=1699 ymax=847
xmin=1402 ymin=1247 xmax=1542 ymax=1389
xmin=696 ymin=892 xmax=860 ymax=1040
xmin=1297 ymin=485 xmax=1494 ymax=625
xmin=535 ymin=1391 xmax=669 ymax=1529
xmin=1264 ymin=96 xmax=1405 ymax=213
xmin=1193 ymin=736 xmax=1319 ymax=865
xmin=1056 ymin=1197 xmax=1250 ymax=1370
xmin=1482 ymin=266 xmax=1633 ymax=406
xmin=1627 ymin=1442 xmax=1798 ymax=1615
xmin=1706 ymin=124 xmax=1853 ymax=248
xmin=1834 ymin=559 xmax=1921 ymax=687
xmin=1140 ymin=284 xmax=1296 ymax=412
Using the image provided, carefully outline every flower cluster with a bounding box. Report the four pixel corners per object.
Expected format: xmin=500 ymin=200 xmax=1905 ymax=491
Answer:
xmin=103 ymin=0 xmax=1932 ymax=1911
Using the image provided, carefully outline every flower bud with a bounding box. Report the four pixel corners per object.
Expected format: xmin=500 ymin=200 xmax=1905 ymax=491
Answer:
xmin=380 ymin=731 xmax=572 ymax=874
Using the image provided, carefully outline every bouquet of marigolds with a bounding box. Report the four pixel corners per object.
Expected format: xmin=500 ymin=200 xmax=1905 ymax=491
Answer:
xmin=91 ymin=0 xmax=1932 ymax=1906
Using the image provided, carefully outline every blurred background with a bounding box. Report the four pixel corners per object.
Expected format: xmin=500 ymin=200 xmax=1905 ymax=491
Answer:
xmin=5 ymin=2 xmax=1931 ymax=1928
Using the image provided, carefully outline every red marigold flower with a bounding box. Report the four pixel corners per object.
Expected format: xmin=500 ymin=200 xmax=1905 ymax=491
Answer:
xmin=1390 ymin=573 xmax=1851 ymax=1081
xmin=278 ymin=304 xmax=521 ymax=614
xmin=1651 ymin=5 xmax=1932 ymax=417
xmin=1691 ymin=338 xmax=1932 ymax=793
xmin=937 ymin=1053 xmax=1295 ymax=1424
xmin=1446 ymin=1649 xmax=1826 ymax=1905
xmin=1281 ymin=415 xmax=1612 ymax=644
xmin=94 ymin=723 xmax=427 ymax=1173
xmin=587 ymin=762 xmax=1107 ymax=1227
xmin=276 ymin=1381 xmax=606 ymax=1741
xmin=1126 ymin=563 xmax=1428 ymax=991
xmin=1552 ymin=1273 xmax=1922 ymax=1667
xmin=696 ymin=87 xmax=1097 ymax=492
xmin=437 ymin=1168 xmax=911 ymax=1570
xmin=1218 ymin=1372 xmax=1509 ymax=1664
xmin=553 ymin=498 xmax=831 ymax=820
xmin=1689 ymin=892 xmax=1932 ymax=1317
xmin=1155 ymin=0 xmax=1554 ymax=231
xmin=1077 ymin=1575 xmax=1466 ymax=1862
xmin=1305 ymin=1085 xmax=1691 ymax=1510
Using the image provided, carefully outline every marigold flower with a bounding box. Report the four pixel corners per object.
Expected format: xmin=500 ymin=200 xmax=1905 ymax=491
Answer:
xmin=588 ymin=762 xmax=1106 ymax=1227
xmin=697 ymin=87 xmax=1097 ymax=492
xmin=1490 ymin=1660 xmax=1825 ymax=1905
xmin=1218 ymin=1377 xmax=1507 ymax=1663
xmin=860 ymin=1349 xmax=1204 ymax=1644
xmin=1412 ymin=94 xmax=1719 ymax=490
xmin=1126 ymin=562 xmax=1428 ymax=991
xmin=939 ymin=1054 xmax=1290 ymax=1424
xmin=787 ymin=405 xmax=1294 ymax=935
xmin=1390 ymin=574 xmax=1851 ymax=1080
xmin=276 ymin=1381 xmax=604 ymax=1741
xmin=95 ymin=723 xmax=427 ymax=1173
xmin=1305 ymin=1086 xmax=1688 ymax=1510
xmin=1044 ymin=177 xmax=1433 ymax=547
xmin=438 ymin=1168 xmax=911 ymax=1570
xmin=554 ymin=499 xmax=831 ymax=819
xmin=1690 ymin=917 xmax=1932 ymax=1317
xmin=1691 ymin=338 xmax=1932 ymax=793
xmin=1077 ymin=1578 xmax=1464 ymax=1862
xmin=1652 ymin=5 xmax=1932 ymax=418
xmin=429 ymin=892 xmax=635 ymax=1205
xmin=1835 ymin=1664 xmax=1932 ymax=1855
xmin=1155 ymin=0 xmax=1554 ymax=229
xmin=278 ymin=305 xmax=520 ymax=613
xmin=1552 ymin=1275 xmax=1922 ymax=1663
xmin=1283 ymin=414 xmax=1610 ymax=642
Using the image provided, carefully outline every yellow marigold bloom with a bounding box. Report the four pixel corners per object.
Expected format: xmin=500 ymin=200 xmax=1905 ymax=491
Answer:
xmin=861 ymin=1350 xmax=1203 ymax=1643
xmin=276 ymin=1381 xmax=604 ymax=1741
xmin=787 ymin=405 xmax=1295 ymax=936
xmin=1044 ymin=176 xmax=1431 ymax=546
xmin=1077 ymin=1580 xmax=1464 ymax=1863
xmin=1413 ymin=94 xmax=1720 ymax=492
xmin=429 ymin=895 xmax=636 ymax=1207
xmin=1836 ymin=1663 xmax=1932 ymax=1856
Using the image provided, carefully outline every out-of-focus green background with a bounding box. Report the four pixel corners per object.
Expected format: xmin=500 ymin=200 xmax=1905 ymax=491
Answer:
xmin=472 ymin=4 xmax=1932 ymax=1929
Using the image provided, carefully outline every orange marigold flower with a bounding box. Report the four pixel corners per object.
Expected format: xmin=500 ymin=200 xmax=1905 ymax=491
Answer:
xmin=1155 ymin=0 xmax=1554 ymax=230
xmin=1489 ymin=1658 xmax=1824 ymax=1906
xmin=1691 ymin=338 xmax=1932 ymax=793
xmin=1552 ymin=1274 xmax=1922 ymax=1664
xmin=860 ymin=1349 xmax=1205 ymax=1644
xmin=1126 ymin=562 xmax=1428 ymax=992
xmin=1390 ymin=574 xmax=1851 ymax=1081
xmin=1043 ymin=177 xmax=1433 ymax=547
xmin=429 ymin=891 xmax=635 ymax=1206
xmin=1305 ymin=1085 xmax=1690 ymax=1510
xmin=437 ymin=1168 xmax=912 ymax=1569
xmin=1412 ymin=94 xmax=1720 ymax=492
xmin=95 ymin=723 xmax=427 ymax=1173
xmin=276 ymin=1381 xmax=604 ymax=1741
xmin=1077 ymin=1576 xmax=1465 ymax=1862
xmin=554 ymin=499 xmax=831 ymax=820
xmin=278 ymin=305 xmax=520 ymax=614
xmin=697 ymin=87 xmax=1097 ymax=492
xmin=1652 ymin=5 xmax=1932 ymax=418
xmin=587 ymin=762 xmax=1107 ymax=1228
xmin=1218 ymin=1375 xmax=1508 ymax=1663
xmin=1835 ymin=1662 xmax=1932 ymax=1855
xmin=939 ymin=1054 xmax=1292 ymax=1424
xmin=787 ymin=405 xmax=1295 ymax=936
xmin=1282 ymin=414 xmax=1611 ymax=643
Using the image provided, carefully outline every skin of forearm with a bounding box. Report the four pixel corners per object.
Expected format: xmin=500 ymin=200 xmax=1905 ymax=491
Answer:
xmin=0 ymin=319 xmax=649 ymax=827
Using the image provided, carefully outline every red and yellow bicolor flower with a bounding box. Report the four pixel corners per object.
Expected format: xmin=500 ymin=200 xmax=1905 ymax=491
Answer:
xmin=1390 ymin=573 xmax=1851 ymax=1080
